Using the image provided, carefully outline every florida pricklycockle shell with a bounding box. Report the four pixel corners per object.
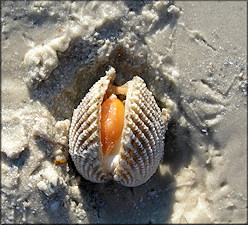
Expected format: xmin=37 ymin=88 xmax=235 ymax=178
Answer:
xmin=69 ymin=67 xmax=170 ymax=187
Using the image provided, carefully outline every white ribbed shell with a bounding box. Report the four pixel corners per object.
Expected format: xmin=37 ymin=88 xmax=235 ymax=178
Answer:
xmin=69 ymin=67 xmax=168 ymax=187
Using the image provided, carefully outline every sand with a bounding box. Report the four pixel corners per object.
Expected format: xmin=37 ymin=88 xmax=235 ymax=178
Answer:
xmin=1 ymin=1 xmax=247 ymax=223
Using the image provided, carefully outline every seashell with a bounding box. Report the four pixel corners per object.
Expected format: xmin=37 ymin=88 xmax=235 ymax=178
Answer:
xmin=69 ymin=67 xmax=170 ymax=187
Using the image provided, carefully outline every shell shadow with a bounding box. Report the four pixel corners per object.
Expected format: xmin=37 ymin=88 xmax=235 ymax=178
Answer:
xmin=76 ymin=171 xmax=175 ymax=224
xmin=162 ymin=118 xmax=193 ymax=174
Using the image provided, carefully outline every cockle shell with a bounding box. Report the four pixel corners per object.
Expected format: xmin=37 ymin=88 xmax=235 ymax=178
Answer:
xmin=69 ymin=67 xmax=169 ymax=187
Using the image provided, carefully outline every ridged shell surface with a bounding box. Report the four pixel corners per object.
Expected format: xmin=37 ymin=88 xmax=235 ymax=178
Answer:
xmin=69 ymin=67 xmax=167 ymax=187
xmin=113 ymin=76 xmax=166 ymax=186
xmin=69 ymin=72 xmax=113 ymax=183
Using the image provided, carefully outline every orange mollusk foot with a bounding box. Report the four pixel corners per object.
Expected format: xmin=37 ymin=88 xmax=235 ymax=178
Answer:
xmin=100 ymin=94 xmax=125 ymax=156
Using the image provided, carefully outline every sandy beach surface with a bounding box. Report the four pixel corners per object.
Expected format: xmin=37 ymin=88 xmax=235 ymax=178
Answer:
xmin=1 ymin=1 xmax=247 ymax=224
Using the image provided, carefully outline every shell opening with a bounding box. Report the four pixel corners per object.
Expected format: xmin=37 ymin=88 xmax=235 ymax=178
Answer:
xmin=106 ymin=139 xmax=121 ymax=173
xmin=104 ymin=83 xmax=128 ymax=100
xmin=100 ymin=83 xmax=128 ymax=173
